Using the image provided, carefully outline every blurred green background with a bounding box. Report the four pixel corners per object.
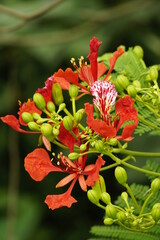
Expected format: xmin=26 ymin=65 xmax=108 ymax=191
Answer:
xmin=0 ymin=0 xmax=160 ymax=239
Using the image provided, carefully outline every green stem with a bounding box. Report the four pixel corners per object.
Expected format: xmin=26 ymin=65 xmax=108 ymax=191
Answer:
xmin=53 ymin=140 xmax=69 ymax=150
xmin=113 ymin=148 xmax=160 ymax=158
xmin=100 ymin=155 xmax=131 ymax=172
xmin=72 ymin=98 xmax=76 ymax=116
xmin=97 ymin=203 xmax=106 ymax=210
xmin=140 ymin=192 xmax=153 ymax=215
xmin=125 ymin=183 xmax=140 ymax=214
xmin=122 ymin=161 xmax=160 ymax=177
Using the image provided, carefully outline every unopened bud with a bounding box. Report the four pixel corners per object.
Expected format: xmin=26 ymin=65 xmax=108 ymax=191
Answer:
xmin=121 ymin=192 xmax=128 ymax=202
xmin=32 ymin=113 xmax=41 ymax=120
xmin=105 ymin=204 xmax=117 ymax=219
xmin=57 ymin=103 xmax=66 ymax=113
xmin=92 ymin=175 xmax=106 ymax=196
xmin=74 ymin=109 xmax=85 ymax=123
xmin=63 ymin=116 xmax=73 ymax=131
xmin=69 ymin=84 xmax=79 ymax=98
xmin=101 ymin=192 xmax=111 ymax=205
xmin=117 ymin=75 xmax=129 ymax=90
xmin=52 ymin=128 xmax=59 ymax=136
xmin=80 ymin=144 xmax=87 ymax=151
xmin=68 ymin=152 xmax=79 ymax=160
xmin=41 ymin=123 xmax=53 ymax=139
xmin=95 ymin=140 xmax=104 ymax=152
xmin=33 ymin=93 xmax=46 ymax=110
xmin=150 ymin=67 xmax=158 ymax=81
xmin=87 ymin=189 xmax=99 ymax=205
xmin=152 ymin=204 xmax=160 ymax=222
xmin=127 ymin=85 xmax=137 ymax=97
xmin=132 ymin=80 xmax=141 ymax=89
xmin=28 ymin=122 xmax=40 ymax=131
xmin=109 ymin=138 xmax=118 ymax=146
xmin=104 ymin=218 xmax=114 ymax=225
xmin=115 ymin=167 xmax=127 ymax=185
xmin=47 ymin=101 xmax=55 ymax=112
xmin=21 ymin=112 xmax=33 ymax=123
xmin=52 ymin=83 xmax=64 ymax=105
xmin=117 ymin=211 xmax=127 ymax=222
xmin=133 ymin=45 xmax=144 ymax=59
xmin=151 ymin=178 xmax=160 ymax=193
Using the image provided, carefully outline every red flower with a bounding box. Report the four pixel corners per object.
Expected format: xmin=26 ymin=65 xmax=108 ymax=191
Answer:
xmin=85 ymin=95 xmax=138 ymax=141
xmin=24 ymin=148 xmax=105 ymax=210
xmin=36 ymin=76 xmax=54 ymax=103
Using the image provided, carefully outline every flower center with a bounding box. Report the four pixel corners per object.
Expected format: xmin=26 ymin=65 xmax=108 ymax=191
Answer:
xmin=90 ymin=80 xmax=118 ymax=123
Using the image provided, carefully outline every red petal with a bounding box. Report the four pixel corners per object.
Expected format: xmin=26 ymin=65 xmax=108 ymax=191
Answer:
xmin=79 ymin=65 xmax=93 ymax=85
xmin=85 ymin=156 xmax=105 ymax=187
xmin=104 ymin=47 xmax=124 ymax=80
xmin=1 ymin=115 xmax=37 ymax=134
xmin=85 ymin=103 xmax=116 ymax=138
xmin=54 ymin=68 xmax=79 ymax=89
xmin=24 ymin=148 xmax=62 ymax=181
xmin=45 ymin=179 xmax=77 ymax=211
xmin=42 ymin=136 xmax=51 ymax=151
xmin=58 ymin=122 xmax=79 ymax=152
xmin=87 ymin=37 xmax=102 ymax=83
xmin=97 ymin=62 xmax=107 ymax=78
xmin=36 ymin=76 xmax=54 ymax=102
xmin=56 ymin=173 xmax=76 ymax=188
xmin=18 ymin=100 xmax=42 ymax=126
xmin=78 ymin=175 xmax=87 ymax=192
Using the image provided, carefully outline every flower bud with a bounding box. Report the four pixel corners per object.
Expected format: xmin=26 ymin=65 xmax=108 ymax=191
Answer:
xmin=57 ymin=103 xmax=66 ymax=113
xmin=104 ymin=218 xmax=114 ymax=225
xmin=52 ymin=83 xmax=64 ymax=105
xmin=32 ymin=113 xmax=41 ymax=120
xmin=105 ymin=204 xmax=117 ymax=219
xmin=151 ymin=178 xmax=160 ymax=193
xmin=114 ymin=80 xmax=124 ymax=94
xmin=52 ymin=127 xmax=59 ymax=136
xmin=21 ymin=112 xmax=33 ymax=123
xmin=63 ymin=116 xmax=73 ymax=131
xmin=87 ymin=189 xmax=99 ymax=205
xmin=115 ymin=166 xmax=127 ymax=185
xmin=28 ymin=122 xmax=40 ymax=131
xmin=127 ymin=85 xmax=137 ymax=97
xmin=80 ymin=144 xmax=87 ymax=151
xmin=152 ymin=203 xmax=160 ymax=210
xmin=33 ymin=93 xmax=46 ymax=110
xmin=152 ymin=204 xmax=160 ymax=222
xmin=133 ymin=45 xmax=144 ymax=59
xmin=40 ymin=123 xmax=53 ymax=139
xmin=116 ymin=75 xmax=129 ymax=90
xmin=68 ymin=152 xmax=79 ymax=160
xmin=149 ymin=67 xmax=158 ymax=81
xmin=95 ymin=140 xmax=104 ymax=152
xmin=47 ymin=101 xmax=55 ymax=112
xmin=74 ymin=109 xmax=85 ymax=123
xmin=132 ymin=80 xmax=141 ymax=89
xmin=92 ymin=175 xmax=106 ymax=196
xmin=121 ymin=192 xmax=128 ymax=202
xmin=109 ymin=138 xmax=118 ymax=146
xmin=69 ymin=84 xmax=79 ymax=98
xmin=117 ymin=211 xmax=127 ymax=222
xmin=101 ymin=192 xmax=111 ymax=205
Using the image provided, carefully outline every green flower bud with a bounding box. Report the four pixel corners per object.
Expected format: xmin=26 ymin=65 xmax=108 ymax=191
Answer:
xmin=80 ymin=144 xmax=87 ymax=151
xmin=52 ymin=83 xmax=64 ymax=105
xmin=28 ymin=122 xmax=40 ymax=131
xmin=40 ymin=123 xmax=53 ymax=138
xmin=116 ymin=75 xmax=129 ymax=90
xmin=57 ymin=103 xmax=66 ymax=113
xmin=150 ymin=67 xmax=158 ymax=81
xmin=69 ymin=84 xmax=79 ymax=98
xmin=32 ymin=113 xmax=41 ymax=120
xmin=92 ymin=175 xmax=106 ymax=196
xmin=152 ymin=203 xmax=160 ymax=210
xmin=127 ymin=85 xmax=137 ymax=97
xmin=63 ymin=116 xmax=73 ymax=131
xmin=132 ymin=80 xmax=141 ymax=89
xmin=121 ymin=192 xmax=128 ymax=202
xmin=151 ymin=178 xmax=160 ymax=193
xmin=109 ymin=138 xmax=118 ymax=146
xmin=95 ymin=140 xmax=104 ymax=152
xmin=133 ymin=45 xmax=144 ymax=59
xmin=104 ymin=218 xmax=114 ymax=225
xmin=105 ymin=204 xmax=117 ymax=219
xmin=68 ymin=152 xmax=79 ymax=160
xmin=52 ymin=128 xmax=59 ymax=136
xmin=74 ymin=109 xmax=85 ymax=123
xmin=152 ymin=204 xmax=160 ymax=222
xmin=132 ymin=220 xmax=138 ymax=227
xmin=33 ymin=93 xmax=46 ymax=110
xmin=87 ymin=189 xmax=99 ymax=205
xmin=101 ymin=192 xmax=111 ymax=205
xmin=114 ymin=80 xmax=124 ymax=94
xmin=21 ymin=112 xmax=33 ymax=123
xmin=146 ymin=74 xmax=152 ymax=82
xmin=115 ymin=167 xmax=127 ymax=185
xmin=117 ymin=211 xmax=127 ymax=222
xmin=47 ymin=101 xmax=55 ymax=112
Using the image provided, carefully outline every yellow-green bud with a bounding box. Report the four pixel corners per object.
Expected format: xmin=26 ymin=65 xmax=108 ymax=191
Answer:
xmin=52 ymin=83 xmax=64 ymax=105
xmin=152 ymin=203 xmax=160 ymax=210
xmin=101 ymin=192 xmax=111 ymax=205
xmin=95 ymin=140 xmax=104 ymax=152
xmin=121 ymin=192 xmax=128 ymax=202
xmin=21 ymin=112 xmax=33 ymax=123
xmin=117 ymin=75 xmax=129 ymax=90
xmin=104 ymin=218 xmax=114 ymax=225
xmin=52 ymin=128 xmax=59 ymax=136
xmin=146 ymin=74 xmax=152 ymax=82
xmin=92 ymin=175 xmax=106 ymax=196
xmin=80 ymin=144 xmax=87 ymax=151
xmin=127 ymin=85 xmax=137 ymax=97
xmin=69 ymin=84 xmax=79 ymax=98
xmin=114 ymin=80 xmax=124 ymax=93
xmin=151 ymin=178 xmax=160 ymax=193
xmin=32 ymin=113 xmax=41 ymax=120
xmin=117 ymin=211 xmax=127 ymax=222
xmin=115 ymin=167 xmax=127 ymax=185
xmin=74 ymin=109 xmax=85 ymax=123
xmin=133 ymin=45 xmax=144 ymax=59
xmin=41 ymin=123 xmax=53 ymax=138
xmin=87 ymin=189 xmax=99 ymax=205
xmin=109 ymin=138 xmax=118 ymax=146
xmin=105 ymin=204 xmax=117 ymax=219
xmin=57 ymin=103 xmax=66 ymax=113
xmin=47 ymin=101 xmax=55 ymax=112
xmin=68 ymin=152 xmax=79 ymax=160
xmin=28 ymin=122 xmax=40 ymax=131
xmin=63 ymin=116 xmax=73 ymax=131
xmin=152 ymin=204 xmax=160 ymax=222
xmin=150 ymin=67 xmax=158 ymax=81
xmin=33 ymin=93 xmax=46 ymax=110
xmin=132 ymin=80 xmax=141 ymax=89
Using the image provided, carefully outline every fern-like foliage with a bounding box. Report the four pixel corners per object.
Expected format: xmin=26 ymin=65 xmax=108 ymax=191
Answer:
xmin=89 ymin=226 xmax=160 ymax=240
xmin=143 ymin=160 xmax=160 ymax=181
